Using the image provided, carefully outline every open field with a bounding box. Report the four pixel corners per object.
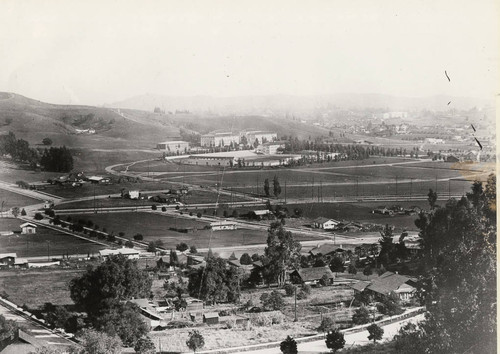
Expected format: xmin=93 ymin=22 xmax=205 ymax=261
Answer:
xmin=0 ymin=219 xmax=105 ymax=258
xmin=0 ymin=189 xmax=41 ymax=210
xmin=0 ymin=268 xmax=84 ymax=308
xmin=63 ymin=212 xmax=322 ymax=249
xmin=0 ymin=160 xmax=62 ymax=185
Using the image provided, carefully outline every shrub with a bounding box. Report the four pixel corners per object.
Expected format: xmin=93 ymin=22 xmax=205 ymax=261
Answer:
xmin=197 ymin=212 xmax=202 ymax=218
xmin=318 ymin=316 xmax=336 ymax=333
xmin=284 ymin=284 xmax=296 ymax=297
xmin=352 ymin=306 xmax=371 ymax=325
xmin=325 ymin=329 xmax=345 ymax=353
xmin=367 ymin=323 xmax=384 ymax=343
xmin=261 ymin=291 xmax=285 ymax=311
xmin=280 ymin=336 xmax=298 ymax=354
xmin=124 ymin=240 xmax=134 ymax=248
xmin=162 ymin=206 xmax=166 ymax=212
xmin=134 ymin=234 xmax=143 ymax=241
xmin=34 ymin=213 xmax=43 ymax=220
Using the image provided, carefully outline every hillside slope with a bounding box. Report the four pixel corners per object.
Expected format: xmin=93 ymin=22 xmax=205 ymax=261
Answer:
xmin=0 ymin=92 xmax=180 ymax=149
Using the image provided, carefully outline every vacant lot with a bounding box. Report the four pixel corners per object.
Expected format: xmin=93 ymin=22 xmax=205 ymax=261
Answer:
xmin=0 ymin=189 xmax=41 ymax=210
xmin=0 ymin=222 xmax=105 ymax=258
xmin=65 ymin=212 xmax=319 ymax=249
xmin=0 ymin=268 xmax=84 ymax=308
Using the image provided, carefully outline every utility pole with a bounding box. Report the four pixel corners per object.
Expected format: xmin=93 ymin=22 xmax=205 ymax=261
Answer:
xmin=395 ymin=176 xmax=398 ymax=197
xmin=312 ymin=177 xmax=314 ymax=200
xmin=284 ymin=180 xmax=287 ymax=204
xmin=449 ymin=179 xmax=451 ymax=199
xmin=46 ymin=241 xmax=50 ymax=261
xmin=410 ymin=178 xmax=413 ymax=200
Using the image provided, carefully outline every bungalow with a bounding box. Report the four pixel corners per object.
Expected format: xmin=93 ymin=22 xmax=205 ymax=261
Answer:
xmin=20 ymin=223 xmax=37 ymax=235
xmin=203 ymin=312 xmax=219 ymax=325
xmin=289 ymin=266 xmax=335 ymax=285
xmin=87 ymin=176 xmax=111 ymax=184
xmin=313 ymin=217 xmax=340 ymax=230
xmin=99 ymin=247 xmax=140 ymax=259
xmin=127 ymin=298 xmax=164 ymax=328
xmin=351 ymin=271 xmax=417 ymax=302
xmin=210 ymin=221 xmax=237 ymax=231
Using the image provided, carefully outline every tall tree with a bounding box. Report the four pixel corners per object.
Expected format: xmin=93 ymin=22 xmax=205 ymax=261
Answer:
xmin=69 ymin=329 xmax=122 ymax=354
xmin=264 ymin=178 xmax=270 ymax=197
xmin=395 ymin=177 xmax=496 ymax=353
xmin=69 ymin=255 xmax=152 ymax=317
xmin=264 ymin=222 xmax=301 ymax=286
xmin=427 ymin=188 xmax=438 ymax=209
xmin=325 ymin=329 xmax=345 ymax=353
xmin=186 ymin=330 xmax=205 ymax=353
xmin=273 ymin=175 xmax=282 ymax=198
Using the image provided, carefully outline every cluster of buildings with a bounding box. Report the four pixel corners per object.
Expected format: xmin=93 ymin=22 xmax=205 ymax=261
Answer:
xmin=200 ymin=130 xmax=277 ymax=148
xmin=156 ymin=141 xmax=190 ymax=154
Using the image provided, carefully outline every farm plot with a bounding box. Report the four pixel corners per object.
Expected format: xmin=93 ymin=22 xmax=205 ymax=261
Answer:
xmin=0 ymin=223 xmax=105 ymax=258
xmin=0 ymin=188 xmax=41 ymax=210
xmin=0 ymin=268 xmax=85 ymax=308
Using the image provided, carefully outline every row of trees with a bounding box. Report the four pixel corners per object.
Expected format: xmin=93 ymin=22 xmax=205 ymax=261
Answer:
xmin=264 ymin=175 xmax=281 ymax=197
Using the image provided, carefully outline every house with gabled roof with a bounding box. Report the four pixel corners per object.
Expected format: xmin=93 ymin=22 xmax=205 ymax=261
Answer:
xmin=289 ymin=266 xmax=335 ymax=285
xmin=313 ymin=217 xmax=340 ymax=230
xmin=350 ymin=271 xmax=417 ymax=301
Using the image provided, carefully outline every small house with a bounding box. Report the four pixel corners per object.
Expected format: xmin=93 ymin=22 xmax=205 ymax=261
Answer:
xmin=203 ymin=312 xmax=219 ymax=325
xmin=289 ymin=266 xmax=335 ymax=285
xmin=313 ymin=217 xmax=340 ymax=230
xmin=351 ymin=271 xmax=417 ymax=302
xmin=20 ymin=223 xmax=37 ymax=235
xmin=99 ymin=247 xmax=140 ymax=259
xmin=0 ymin=253 xmax=17 ymax=268
xmin=128 ymin=190 xmax=140 ymax=200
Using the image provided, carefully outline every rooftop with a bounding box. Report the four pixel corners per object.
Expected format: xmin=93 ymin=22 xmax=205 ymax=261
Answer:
xmin=292 ymin=267 xmax=335 ymax=282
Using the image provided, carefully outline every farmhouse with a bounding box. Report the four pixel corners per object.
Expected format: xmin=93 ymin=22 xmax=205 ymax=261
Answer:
xmin=99 ymin=247 xmax=140 ymax=259
xmin=351 ymin=271 xmax=417 ymax=301
xmin=249 ymin=209 xmax=273 ymax=220
xmin=127 ymin=190 xmax=140 ymax=200
xmin=210 ymin=221 xmax=237 ymax=231
xmin=87 ymin=176 xmax=111 ymax=184
xmin=0 ymin=253 xmax=28 ymax=269
xmin=156 ymin=140 xmax=190 ymax=154
xmin=20 ymin=223 xmax=37 ymax=234
xmin=313 ymin=217 xmax=340 ymax=230
xmin=289 ymin=266 xmax=335 ymax=285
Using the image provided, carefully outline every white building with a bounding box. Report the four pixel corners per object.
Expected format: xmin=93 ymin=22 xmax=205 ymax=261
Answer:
xmin=425 ymin=138 xmax=445 ymax=144
xmin=201 ymin=133 xmax=240 ymax=147
xmin=313 ymin=217 xmax=340 ymax=230
xmin=243 ymin=131 xmax=277 ymax=146
xmin=157 ymin=140 xmax=190 ymax=154
xmin=256 ymin=142 xmax=284 ymax=155
xmin=20 ymin=223 xmax=37 ymax=234
xmin=182 ymin=155 xmax=235 ymax=167
xmin=210 ymin=221 xmax=237 ymax=231
xmin=99 ymin=247 xmax=140 ymax=259
xmin=128 ymin=190 xmax=140 ymax=200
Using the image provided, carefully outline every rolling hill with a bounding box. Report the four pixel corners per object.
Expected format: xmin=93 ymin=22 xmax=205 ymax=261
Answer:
xmin=0 ymin=92 xmax=180 ymax=150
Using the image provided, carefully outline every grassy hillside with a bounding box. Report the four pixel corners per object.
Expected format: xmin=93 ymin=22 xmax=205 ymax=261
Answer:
xmin=0 ymin=92 xmax=180 ymax=149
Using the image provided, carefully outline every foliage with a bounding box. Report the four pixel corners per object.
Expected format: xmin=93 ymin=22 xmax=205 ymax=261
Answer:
xmin=190 ymin=245 xmax=197 ymax=254
xmin=264 ymin=178 xmax=270 ymax=197
xmin=133 ymin=233 xmax=143 ymax=241
xmin=427 ymin=188 xmax=438 ymax=209
xmin=176 ymin=242 xmax=189 ymax=252
xmin=352 ymin=306 xmax=371 ymax=325
xmin=40 ymin=146 xmax=74 ymax=172
xmin=347 ymin=264 xmax=357 ymax=275
xmin=134 ymin=336 xmax=156 ymax=354
xmin=42 ymin=137 xmax=53 ymax=146
xmin=394 ymin=177 xmax=497 ymax=353
xmin=273 ymin=175 xmax=282 ymax=197
xmin=367 ymin=323 xmax=384 ymax=343
xmin=363 ymin=266 xmax=373 ymax=277
xmin=325 ymin=329 xmax=345 ymax=353
xmin=264 ymin=222 xmax=301 ymax=286
xmin=318 ymin=316 xmax=336 ymax=333
xmin=329 ymin=256 xmax=345 ymax=273
xmin=93 ymin=302 xmax=149 ymax=347
xmin=69 ymin=255 xmax=152 ymax=317
xmin=280 ymin=336 xmax=298 ymax=354
xmin=284 ymin=283 xmax=296 ymax=297
xmin=34 ymin=212 xmax=43 ymax=220
xmin=187 ymin=256 xmax=240 ymax=303
xmin=239 ymin=253 xmax=253 ymax=265
xmin=125 ymin=240 xmax=134 ymax=248
xmin=260 ymin=290 xmax=285 ymax=311
xmin=0 ymin=131 xmax=39 ymax=165
xmin=0 ymin=314 xmax=18 ymax=341
xmin=69 ymin=329 xmax=122 ymax=354
xmin=151 ymin=205 xmax=157 ymax=210
xmin=186 ymin=330 xmax=205 ymax=353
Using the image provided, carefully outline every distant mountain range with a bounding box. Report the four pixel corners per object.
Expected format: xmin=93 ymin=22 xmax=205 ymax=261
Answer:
xmin=108 ymin=93 xmax=494 ymax=114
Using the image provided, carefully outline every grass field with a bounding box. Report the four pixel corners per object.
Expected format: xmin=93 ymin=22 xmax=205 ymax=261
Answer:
xmin=0 ymin=220 xmax=105 ymax=258
xmin=0 ymin=189 xmax=41 ymax=210
xmin=0 ymin=269 xmax=84 ymax=308
xmin=64 ymin=212 xmax=320 ymax=249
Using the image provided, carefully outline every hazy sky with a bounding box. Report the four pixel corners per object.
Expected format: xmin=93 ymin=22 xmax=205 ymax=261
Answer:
xmin=0 ymin=0 xmax=498 ymax=105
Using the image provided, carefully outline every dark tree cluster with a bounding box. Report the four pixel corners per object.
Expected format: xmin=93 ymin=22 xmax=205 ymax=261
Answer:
xmin=40 ymin=146 xmax=74 ymax=172
xmin=0 ymin=131 xmax=39 ymax=165
xmin=393 ymin=175 xmax=496 ymax=354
